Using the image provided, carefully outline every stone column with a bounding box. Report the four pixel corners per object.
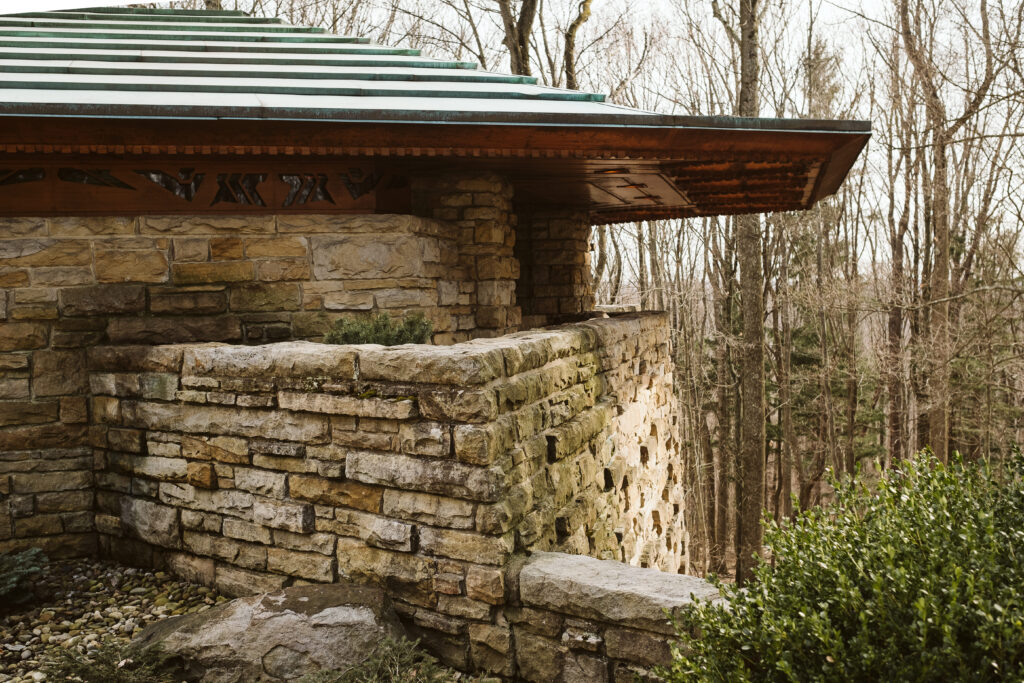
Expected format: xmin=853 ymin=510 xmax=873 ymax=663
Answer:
xmin=412 ymin=172 xmax=521 ymax=340
xmin=514 ymin=209 xmax=594 ymax=329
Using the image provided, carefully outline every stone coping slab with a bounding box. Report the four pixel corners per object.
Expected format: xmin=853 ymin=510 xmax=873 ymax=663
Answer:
xmin=518 ymin=551 xmax=719 ymax=634
xmin=88 ymin=312 xmax=669 ymax=388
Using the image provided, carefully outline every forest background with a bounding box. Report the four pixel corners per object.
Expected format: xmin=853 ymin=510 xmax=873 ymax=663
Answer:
xmin=161 ymin=0 xmax=1024 ymax=579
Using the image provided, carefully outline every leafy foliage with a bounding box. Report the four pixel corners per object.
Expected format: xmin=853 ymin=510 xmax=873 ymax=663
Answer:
xmin=324 ymin=313 xmax=433 ymax=346
xmin=43 ymin=641 xmax=178 ymax=683
xmin=662 ymin=452 xmax=1024 ymax=682
xmin=0 ymin=548 xmax=46 ymax=607
xmin=299 ymin=637 xmax=458 ymax=683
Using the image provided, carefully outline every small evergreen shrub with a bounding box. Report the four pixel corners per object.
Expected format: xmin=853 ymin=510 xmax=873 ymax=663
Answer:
xmin=299 ymin=637 xmax=457 ymax=683
xmin=43 ymin=641 xmax=178 ymax=683
xmin=662 ymin=452 xmax=1024 ymax=682
xmin=0 ymin=547 xmax=46 ymax=606
xmin=324 ymin=313 xmax=433 ymax=346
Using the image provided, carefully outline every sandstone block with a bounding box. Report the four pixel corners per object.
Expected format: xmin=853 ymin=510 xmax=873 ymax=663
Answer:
xmin=518 ymin=552 xmax=718 ymax=634
xmin=515 ymin=630 xmax=566 ymax=683
xmin=143 ymin=215 xmax=275 ymax=235
xmin=466 ymin=566 xmax=505 ymax=604
xmin=359 ymin=344 xmax=504 ymax=385
xmin=122 ymin=401 xmax=329 ymax=444
xmin=0 ymin=239 xmax=91 ymax=267
xmin=469 ymin=623 xmax=513 ymax=676
xmin=419 ymin=388 xmax=498 ymax=423
xmin=287 ymin=475 xmax=382 ymax=512
xmin=172 ymin=261 xmax=254 ymax=285
xmin=0 ymin=217 xmax=46 ymax=236
xmin=381 ymin=490 xmax=474 ymax=530
xmin=149 ymin=288 xmax=228 ymax=315
xmin=258 ymin=258 xmax=311 ymax=282
xmin=278 ymin=391 xmax=416 ymax=420
xmin=14 ymin=514 xmax=63 ymax=537
xmin=234 ymin=468 xmax=287 ymax=497
xmin=346 ymin=451 xmax=502 ymax=502
xmin=0 ymin=378 xmax=30 ymax=400
xmin=183 ymin=531 xmax=266 ymax=570
xmin=121 ymin=497 xmax=180 ymax=549
xmin=272 ymin=529 xmax=336 ymax=556
xmin=398 ymin=422 xmax=450 ymax=457
xmin=172 ymin=238 xmax=209 ymax=262
xmin=245 ymin=237 xmax=308 ymax=258
xmin=0 ymin=322 xmax=48 ymax=351
xmin=253 ymin=498 xmax=314 ymax=533
xmin=223 ymin=518 xmax=273 ymax=545
xmin=181 ymin=435 xmax=249 ymax=464
xmin=311 ymin=233 xmax=434 ymax=280
xmin=0 ymin=400 xmax=59 ymax=427
xmin=214 ymin=564 xmax=288 ymax=598
xmin=321 ymin=290 xmax=375 ymax=311
xmin=166 ymin=552 xmax=215 ymax=586
xmin=11 ymin=470 xmax=90 ymax=494
xmin=266 ymin=546 xmax=334 ymax=582
xmin=32 ymin=349 xmax=87 ymax=397
xmin=187 ymin=462 xmax=218 ymax=489
xmin=229 ymin=283 xmax=301 ymax=312
xmin=184 ymin=341 xmax=356 ymax=381
xmin=418 ymin=527 xmax=511 ymax=565
xmin=210 ymin=237 xmax=244 ymax=260
xmin=604 ymin=627 xmax=671 ymax=667
xmin=366 ymin=517 xmax=413 ymax=552
xmin=94 ymin=249 xmax=169 ymax=283
xmin=134 ymin=456 xmax=188 ymax=481
xmin=60 ymin=284 xmax=145 ymax=316
xmin=107 ymin=316 xmax=242 ymax=344
xmin=35 ymin=490 xmax=92 ymax=513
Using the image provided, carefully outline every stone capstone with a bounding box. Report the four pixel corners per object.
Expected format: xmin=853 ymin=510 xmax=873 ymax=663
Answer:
xmin=134 ymin=583 xmax=405 ymax=682
xmin=518 ymin=552 xmax=718 ymax=634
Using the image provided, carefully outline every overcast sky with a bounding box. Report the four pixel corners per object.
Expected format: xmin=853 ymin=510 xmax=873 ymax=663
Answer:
xmin=0 ymin=1 xmax=133 ymax=14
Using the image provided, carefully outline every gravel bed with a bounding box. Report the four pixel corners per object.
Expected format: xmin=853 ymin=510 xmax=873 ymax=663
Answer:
xmin=0 ymin=558 xmax=225 ymax=682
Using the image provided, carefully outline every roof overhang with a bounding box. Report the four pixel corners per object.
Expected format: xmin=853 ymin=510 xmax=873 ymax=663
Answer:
xmin=0 ymin=113 xmax=870 ymax=223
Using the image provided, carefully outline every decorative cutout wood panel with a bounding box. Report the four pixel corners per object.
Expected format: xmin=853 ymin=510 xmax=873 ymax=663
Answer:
xmin=0 ymin=163 xmax=410 ymax=216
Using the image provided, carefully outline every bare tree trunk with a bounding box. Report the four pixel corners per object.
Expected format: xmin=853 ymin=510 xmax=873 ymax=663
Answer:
xmin=563 ymin=0 xmax=593 ymax=90
xmin=732 ymin=0 xmax=765 ymax=586
xmin=205 ymin=0 xmax=223 ymax=9
xmin=497 ymin=0 xmax=539 ymax=76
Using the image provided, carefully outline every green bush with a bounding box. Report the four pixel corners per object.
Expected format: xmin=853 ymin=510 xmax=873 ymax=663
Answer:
xmin=43 ymin=641 xmax=178 ymax=683
xmin=299 ymin=637 xmax=457 ymax=683
xmin=0 ymin=547 xmax=47 ymax=607
xmin=324 ymin=313 xmax=433 ymax=346
xmin=662 ymin=452 xmax=1024 ymax=682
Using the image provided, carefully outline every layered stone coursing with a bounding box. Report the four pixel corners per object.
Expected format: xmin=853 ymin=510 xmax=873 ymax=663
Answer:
xmin=515 ymin=210 xmax=594 ymax=329
xmin=509 ymin=552 xmax=718 ymax=682
xmin=0 ymin=181 xmax=523 ymax=554
xmin=82 ymin=313 xmax=683 ymax=675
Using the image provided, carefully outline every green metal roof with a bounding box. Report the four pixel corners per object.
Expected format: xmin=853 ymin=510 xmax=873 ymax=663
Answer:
xmin=0 ymin=5 xmax=872 ymax=134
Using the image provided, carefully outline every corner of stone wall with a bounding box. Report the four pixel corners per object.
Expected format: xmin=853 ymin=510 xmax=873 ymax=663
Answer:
xmin=514 ymin=209 xmax=595 ymax=330
xmin=412 ymin=172 xmax=521 ymax=340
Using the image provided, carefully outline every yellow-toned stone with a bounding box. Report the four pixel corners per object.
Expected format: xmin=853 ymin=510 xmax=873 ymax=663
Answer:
xmin=171 ymin=261 xmax=254 ymax=285
xmin=95 ymin=249 xmax=169 ymax=283
xmin=245 ymin=237 xmax=308 ymax=258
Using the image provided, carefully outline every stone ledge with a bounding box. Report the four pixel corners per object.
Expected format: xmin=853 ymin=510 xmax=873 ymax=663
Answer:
xmin=517 ymin=552 xmax=718 ymax=634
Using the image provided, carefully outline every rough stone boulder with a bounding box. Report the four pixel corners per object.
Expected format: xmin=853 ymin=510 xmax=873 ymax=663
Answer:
xmin=134 ymin=583 xmax=405 ymax=682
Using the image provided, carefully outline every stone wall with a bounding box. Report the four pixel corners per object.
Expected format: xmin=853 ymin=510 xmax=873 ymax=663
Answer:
xmin=0 ymin=180 xmax=522 ymax=556
xmin=515 ymin=210 xmax=594 ymax=330
xmin=509 ymin=552 xmax=718 ymax=682
xmin=81 ymin=312 xmax=684 ymax=675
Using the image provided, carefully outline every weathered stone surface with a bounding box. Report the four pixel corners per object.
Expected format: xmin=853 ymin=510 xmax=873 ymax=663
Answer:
xmin=187 ymin=462 xmax=218 ymax=489
xmin=120 ymin=497 xmax=180 ymax=549
xmin=95 ymin=249 xmax=169 ymax=283
xmin=107 ymin=316 xmax=243 ymax=344
xmin=515 ymin=630 xmax=566 ymax=683
xmin=398 ymin=422 xmax=450 ymax=457
xmin=149 ymin=288 xmax=228 ymax=315
xmin=381 ymin=490 xmax=475 ymax=530
xmin=518 ymin=552 xmax=718 ymax=634
xmin=214 ymin=564 xmax=287 ymax=598
xmin=60 ymin=284 xmax=146 ymax=316
xmin=346 ymin=451 xmax=502 ymax=502
xmin=166 ymin=552 xmax=216 ymax=586
xmin=278 ymin=391 xmax=416 ymax=419
xmin=228 ymin=283 xmax=301 ymax=312
xmin=253 ymin=498 xmax=314 ymax=533
xmin=233 ymin=468 xmax=287 ymax=497
xmin=359 ymin=345 xmax=504 ymax=385
xmin=604 ymin=627 xmax=672 ymax=667
xmin=266 ymin=546 xmax=334 ymax=582
xmin=122 ymin=401 xmax=328 ymax=443
xmin=172 ymin=261 xmax=255 ymax=285
xmin=466 ymin=565 xmax=505 ymax=604
xmin=135 ymin=583 xmax=405 ymax=682
xmin=288 ymin=475 xmax=382 ymax=512
xmin=418 ymin=527 xmax=511 ymax=565
xmin=0 ymin=322 xmax=48 ymax=351
xmin=184 ymin=341 xmax=356 ymax=381
xmin=0 ymin=239 xmax=91 ymax=267
xmin=10 ymin=470 xmax=91 ymax=494
xmin=311 ymin=233 xmax=437 ymax=280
